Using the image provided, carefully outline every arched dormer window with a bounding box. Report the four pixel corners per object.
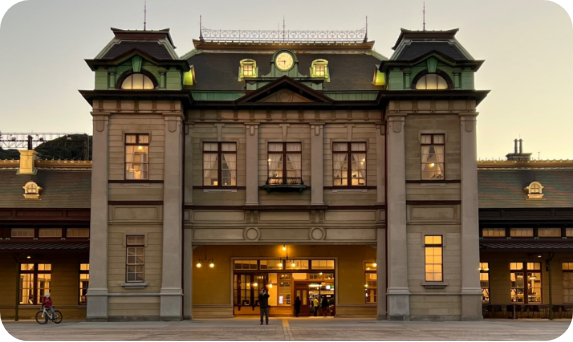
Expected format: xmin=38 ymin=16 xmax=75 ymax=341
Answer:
xmin=239 ymin=59 xmax=257 ymax=80
xmin=414 ymin=73 xmax=450 ymax=90
xmin=23 ymin=181 xmax=42 ymax=200
xmin=525 ymin=181 xmax=544 ymax=199
xmin=121 ymin=73 xmax=155 ymax=90
xmin=311 ymin=59 xmax=329 ymax=81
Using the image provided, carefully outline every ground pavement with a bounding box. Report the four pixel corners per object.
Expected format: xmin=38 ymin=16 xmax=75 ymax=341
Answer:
xmin=1 ymin=317 xmax=572 ymax=341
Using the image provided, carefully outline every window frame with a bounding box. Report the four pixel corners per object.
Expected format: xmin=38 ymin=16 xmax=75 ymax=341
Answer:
xmin=79 ymin=263 xmax=89 ymax=305
xmin=563 ymin=262 xmax=573 ymax=304
xmin=480 ymin=262 xmax=490 ymax=303
xmin=364 ymin=262 xmax=377 ymax=304
xmin=119 ymin=72 xmax=156 ymax=90
xmin=267 ymin=142 xmax=303 ymax=186
xmin=412 ymin=72 xmax=452 ymax=90
xmin=424 ymin=235 xmax=444 ymax=282
xmin=332 ymin=142 xmax=368 ymax=188
xmin=19 ymin=263 xmax=52 ymax=305
xmin=420 ymin=134 xmax=445 ymax=180
xmin=510 ymin=262 xmax=542 ymax=304
xmin=124 ymin=133 xmax=150 ymax=180
xmin=126 ymin=235 xmax=145 ymax=283
xmin=202 ymin=142 xmax=238 ymax=188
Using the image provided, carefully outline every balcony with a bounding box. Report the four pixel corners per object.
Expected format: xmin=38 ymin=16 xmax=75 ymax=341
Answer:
xmin=262 ymin=177 xmax=307 ymax=194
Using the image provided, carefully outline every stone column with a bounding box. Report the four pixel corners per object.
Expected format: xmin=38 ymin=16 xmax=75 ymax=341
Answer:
xmin=184 ymin=124 xmax=193 ymax=205
xmin=86 ymin=111 xmax=110 ymax=322
xmin=376 ymin=228 xmax=387 ymax=320
xmin=459 ymin=112 xmax=483 ymax=320
xmin=310 ymin=124 xmax=324 ymax=205
xmin=245 ymin=124 xmax=259 ymax=205
xmin=376 ymin=124 xmax=386 ymax=205
xmin=385 ymin=113 xmax=410 ymax=320
xmin=183 ymin=228 xmax=193 ymax=320
xmin=160 ymin=112 xmax=184 ymax=320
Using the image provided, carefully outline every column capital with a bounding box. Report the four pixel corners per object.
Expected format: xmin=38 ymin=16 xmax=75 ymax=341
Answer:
xmin=459 ymin=112 xmax=479 ymax=119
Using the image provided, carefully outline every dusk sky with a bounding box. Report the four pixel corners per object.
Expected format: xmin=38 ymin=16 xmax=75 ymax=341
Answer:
xmin=0 ymin=0 xmax=571 ymax=159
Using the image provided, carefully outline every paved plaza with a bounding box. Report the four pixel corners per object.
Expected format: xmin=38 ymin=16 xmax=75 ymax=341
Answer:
xmin=1 ymin=318 xmax=572 ymax=341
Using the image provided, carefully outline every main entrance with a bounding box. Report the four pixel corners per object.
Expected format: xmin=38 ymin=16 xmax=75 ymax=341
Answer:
xmin=232 ymin=258 xmax=335 ymax=316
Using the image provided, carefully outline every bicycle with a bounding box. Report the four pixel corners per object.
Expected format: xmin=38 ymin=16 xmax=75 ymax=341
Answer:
xmin=35 ymin=305 xmax=63 ymax=324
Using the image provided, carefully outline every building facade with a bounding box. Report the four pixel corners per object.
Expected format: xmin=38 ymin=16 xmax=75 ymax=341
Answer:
xmin=74 ymin=26 xmax=492 ymax=321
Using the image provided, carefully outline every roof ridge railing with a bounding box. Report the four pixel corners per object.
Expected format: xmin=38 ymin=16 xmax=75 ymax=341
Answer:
xmin=199 ymin=27 xmax=368 ymax=43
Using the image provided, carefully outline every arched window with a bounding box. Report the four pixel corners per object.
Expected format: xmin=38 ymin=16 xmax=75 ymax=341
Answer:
xmin=525 ymin=181 xmax=544 ymax=199
xmin=121 ymin=73 xmax=155 ymax=90
xmin=415 ymin=73 xmax=449 ymax=90
xmin=23 ymin=181 xmax=42 ymax=199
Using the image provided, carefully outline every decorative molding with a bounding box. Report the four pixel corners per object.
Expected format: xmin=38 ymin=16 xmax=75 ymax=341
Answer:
xmin=309 ymin=227 xmax=326 ymax=240
xmin=214 ymin=123 xmax=225 ymax=141
xmin=243 ymin=227 xmax=260 ymax=241
xmin=108 ymin=201 xmax=164 ymax=205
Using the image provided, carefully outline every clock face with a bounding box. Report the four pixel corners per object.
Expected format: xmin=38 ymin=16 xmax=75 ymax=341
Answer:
xmin=276 ymin=52 xmax=294 ymax=71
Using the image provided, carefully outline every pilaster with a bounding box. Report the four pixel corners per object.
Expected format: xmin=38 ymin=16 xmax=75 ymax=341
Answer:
xmin=160 ymin=112 xmax=184 ymax=321
xmin=376 ymin=228 xmax=387 ymax=320
xmin=86 ymin=112 xmax=110 ymax=322
xmin=459 ymin=112 xmax=483 ymax=320
xmin=375 ymin=124 xmax=386 ymax=204
xmin=184 ymin=124 xmax=193 ymax=205
xmin=385 ymin=112 xmax=410 ymax=320
xmin=183 ymin=228 xmax=193 ymax=320
xmin=245 ymin=124 xmax=259 ymax=205
xmin=310 ymin=124 xmax=324 ymax=205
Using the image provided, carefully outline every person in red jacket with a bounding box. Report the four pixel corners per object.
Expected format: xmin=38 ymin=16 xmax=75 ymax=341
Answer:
xmin=41 ymin=293 xmax=56 ymax=320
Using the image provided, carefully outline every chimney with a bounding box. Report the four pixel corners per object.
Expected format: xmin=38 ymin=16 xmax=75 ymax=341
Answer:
xmin=514 ymin=139 xmax=518 ymax=154
xmin=506 ymin=138 xmax=532 ymax=162
xmin=18 ymin=135 xmax=37 ymax=175
xmin=519 ymin=139 xmax=523 ymax=154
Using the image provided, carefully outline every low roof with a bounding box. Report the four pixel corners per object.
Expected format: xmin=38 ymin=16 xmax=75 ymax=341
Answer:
xmin=478 ymin=169 xmax=573 ymax=209
xmin=0 ymin=169 xmax=91 ymax=208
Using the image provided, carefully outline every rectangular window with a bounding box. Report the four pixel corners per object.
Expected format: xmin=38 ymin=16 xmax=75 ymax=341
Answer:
xmin=260 ymin=260 xmax=283 ymax=270
xmin=424 ymin=235 xmax=443 ymax=282
xmin=482 ymin=228 xmax=506 ymax=237
xmin=563 ymin=263 xmax=573 ymax=304
xmin=243 ymin=64 xmax=254 ymax=77
xmin=125 ymin=134 xmax=149 ymax=180
xmin=567 ymin=228 xmax=573 ymax=237
xmin=314 ymin=64 xmax=326 ymax=77
xmin=365 ymin=262 xmax=377 ymax=303
xmin=19 ymin=263 xmax=51 ymax=305
xmin=333 ymin=142 xmax=367 ymax=186
xmin=203 ymin=142 xmax=237 ymax=187
xmin=311 ymin=260 xmax=335 ymax=270
xmin=510 ymin=228 xmax=534 ymax=237
xmin=267 ymin=142 xmax=302 ymax=185
xmin=420 ymin=134 xmax=445 ymax=180
xmin=67 ymin=228 xmax=90 ymax=238
xmin=234 ymin=260 xmax=258 ymax=270
xmin=480 ymin=262 xmax=490 ymax=303
xmin=11 ymin=228 xmax=34 ymax=238
xmin=538 ymin=228 xmax=561 ymax=237
xmin=126 ymin=235 xmax=145 ymax=283
xmin=510 ymin=262 xmax=541 ymax=303
xmin=79 ymin=263 xmax=89 ymax=304
xmin=285 ymin=260 xmax=309 ymax=270
xmin=38 ymin=228 xmax=62 ymax=238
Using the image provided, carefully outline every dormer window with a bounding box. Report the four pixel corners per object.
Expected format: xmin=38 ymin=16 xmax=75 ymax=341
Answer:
xmin=311 ymin=59 xmax=329 ymax=81
xmin=23 ymin=181 xmax=42 ymax=200
xmin=121 ymin=73 xmax=155 ymax=90
xmin=525 ymin=181 xmax=544 ymax=199
xmin=239 ymin=59 xmax=257 ymax=80
xmin=415 ymin=73 xmax=449 ymax=90
xmin=183 ymin=66 xmax=196 ymax=86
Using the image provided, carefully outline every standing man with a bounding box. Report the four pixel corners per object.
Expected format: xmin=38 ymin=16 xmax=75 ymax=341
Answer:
xmin=259 ymin=288 xmax=270 ymax=325
xmin=313 ymin=297 xmax=319 ymax=316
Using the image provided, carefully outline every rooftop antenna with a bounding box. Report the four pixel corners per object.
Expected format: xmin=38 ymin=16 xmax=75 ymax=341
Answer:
xmin=199 ymin=15 xmax=203 ymax=40
xmin=423 ymin=1 xmax=426 ymax=31
xmin=364 ymin=16 xmax=368 ymax=42
xmin=144 ymin=0 xmax=147 ymax=31
xmin=283 ymin=16 xmax=285 ymax=42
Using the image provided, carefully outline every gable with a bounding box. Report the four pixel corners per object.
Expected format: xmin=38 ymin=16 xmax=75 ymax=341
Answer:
xmin=236 ymin=76 xmax=332 ymax=103
xmin=257 ymin=89 xmax=314 ymax=103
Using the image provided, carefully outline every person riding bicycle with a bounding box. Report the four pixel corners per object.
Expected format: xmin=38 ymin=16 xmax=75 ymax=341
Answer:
xmin=41 ymin=293 xmax=56 ymax=320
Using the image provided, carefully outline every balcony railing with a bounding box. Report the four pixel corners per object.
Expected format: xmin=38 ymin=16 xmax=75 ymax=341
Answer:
xmin=263 ymin=178 xmax=307 ymax=193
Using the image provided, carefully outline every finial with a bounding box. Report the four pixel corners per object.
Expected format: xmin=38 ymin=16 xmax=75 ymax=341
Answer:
xmin=423 ymin=1 xmax=426 ymax=31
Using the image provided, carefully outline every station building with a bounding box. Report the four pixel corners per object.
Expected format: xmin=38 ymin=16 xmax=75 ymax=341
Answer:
xmin=0 ymin=25 xmax=571 ymax=322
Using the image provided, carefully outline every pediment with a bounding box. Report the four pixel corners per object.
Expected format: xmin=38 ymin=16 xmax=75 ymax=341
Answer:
xmin=236 ymin=76 xmax=333 ymax=103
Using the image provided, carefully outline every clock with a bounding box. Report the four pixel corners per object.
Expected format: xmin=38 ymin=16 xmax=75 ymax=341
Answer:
xmin=276 ymin=52 xmax=294 ymax=71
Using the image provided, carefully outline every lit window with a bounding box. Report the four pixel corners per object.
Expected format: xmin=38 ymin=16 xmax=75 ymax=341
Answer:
xmin=11 ymin=228 xmax=34 ymax=238
xmin=563 ymin=263 xmax=573 ymax=304
xmin=79 ymin=264 xmax=89 ymax=304
xmin=482 ymin=228 xmax=506 ymax=237
xmin=67 ymin=228 xmax=90 ymax=238
xmin=267 ymin=142 xmax=302 ymax=185
xmin=333 ymin=142 xmax=367 ymax=186
xmin=510 ymin=262 xmax=541 ymax=303
xmin=311 ymin=59 xmax=329 ymax=80
xmin=239 ymin=59 xmax=257 ymax=79
xmin=415 ymin=73 xmax=449 ymax=90
xmin=126 ymin=235 xmax=145 ymax=282
xmin=424 ymin=236 xmax=443 ymax=282
xmin=364 ymin=267 xmax=377 ymax=304
xmin=125 ymin=134 xmax=149 ymax=180
xmin=285 ymin=260 xmax=309 ymax=270
xmin=23 ymin=181 xmax=42 ymax=199
xmin=525 ymin=181 xmax=544 ymax=199
xmin=421 ymin=134 xmax=445 ymax=180
xmin=234 ymin=260 xmax=258 ymax=270
xmin=39 ymin=228 xmax=62 ymax=238
xmin=538 ymin=228 xmax=561 ymax=237
xmin=183 ymin=66 xmax=195 ymax=86
xmin=567 ymin=228 xmax=573 ymax=237
xmin=311 ymin=260 xmax=335 ymax=270
xmin=480 ymin=262 xmax=490 ymax=303
xmin=510 ymin=228 xmax=533 ymax=237
xmin=260 ymin=260 xmax=283 ymax=270
xmin=121 ymin=73 xmax=154 ymax=90
xmin=203 ymin=142 xmax=237 ymax=187
xmin=19 ymin=263 xmax=51 ymax=305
